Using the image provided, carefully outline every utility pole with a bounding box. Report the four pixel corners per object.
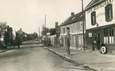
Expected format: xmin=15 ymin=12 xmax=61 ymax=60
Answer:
xmin=44 ymin=14 xmax=47 ymax=46
xmin=82 ymin=0 xmax=83 ymax=11
xmin=38 ymin=27 xmax=40 ymax=37
xmin=81 ymin=0 xmax=85 ymax=50
xmin=45 ymin=15 xmax=47 ymax=35
xmin=38 ymin=27 xmax=41 ymax=42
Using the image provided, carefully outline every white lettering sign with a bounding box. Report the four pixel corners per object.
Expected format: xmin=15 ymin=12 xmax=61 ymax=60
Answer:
xmin=88 ymin=0 xmax=113 ymax=13
xmin=88 ymin=33 xmax=92 ymax=37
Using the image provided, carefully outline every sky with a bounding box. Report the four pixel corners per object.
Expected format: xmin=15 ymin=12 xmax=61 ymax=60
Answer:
xmin=0 ymin=0 xmax=91 ymax=33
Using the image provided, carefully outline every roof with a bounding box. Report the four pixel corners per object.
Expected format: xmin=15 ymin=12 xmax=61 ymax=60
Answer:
xmin=60 ymin=12 xmax=85 ymax=26
xmin=85 ymin=0 xmax=106 ymax=10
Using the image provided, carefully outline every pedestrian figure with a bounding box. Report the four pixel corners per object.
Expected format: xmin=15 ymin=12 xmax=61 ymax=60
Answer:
xmin=66 ymin=27 xmax=71 ymax=55
xmin=92 ymin=40 xmax=96 ymax=51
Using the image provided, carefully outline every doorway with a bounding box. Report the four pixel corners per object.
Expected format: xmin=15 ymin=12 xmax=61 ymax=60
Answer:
xmin=96 ymin=33 xmax=101 ymax=50
xmin=92 ymin=31 xmax=101 ymax=50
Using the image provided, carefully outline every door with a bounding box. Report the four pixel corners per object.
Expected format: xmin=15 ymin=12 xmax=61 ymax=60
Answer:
xmin=96 ymin=33 xmax=101 ymax=50
xmin=92 ymin=31 xmax=101 ymax=50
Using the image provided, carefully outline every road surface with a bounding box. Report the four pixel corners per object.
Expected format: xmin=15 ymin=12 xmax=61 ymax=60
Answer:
xmin=0 ymin=44 xmax=89 ymax=71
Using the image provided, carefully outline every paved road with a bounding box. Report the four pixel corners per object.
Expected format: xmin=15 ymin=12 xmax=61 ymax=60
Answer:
xmin=0 ymin=46 xmax=88 ymax=71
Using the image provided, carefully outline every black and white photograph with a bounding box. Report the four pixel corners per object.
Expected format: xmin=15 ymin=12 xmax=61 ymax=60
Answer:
xmin=0 ymin=0 xmax=114 ymax=71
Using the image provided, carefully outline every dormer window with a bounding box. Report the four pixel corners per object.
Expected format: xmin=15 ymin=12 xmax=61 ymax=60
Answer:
xmin=91 ymin=11 xmax=96 ymax=25
xmin=105 ymin=4 xmax=113 ymax=22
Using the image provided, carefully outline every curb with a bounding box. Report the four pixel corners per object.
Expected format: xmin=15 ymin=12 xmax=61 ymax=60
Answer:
xmin=0 ymin=49 xmax=10 ymax=53
xmin=0 ymin=50 xmax=8 ymax=53
xmin=45 ymin=47 xmax=97 ymax=71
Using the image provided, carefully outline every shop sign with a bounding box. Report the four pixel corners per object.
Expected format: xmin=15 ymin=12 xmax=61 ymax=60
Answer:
xmin=88 ymin=32 xmax=92 ymax=37
xmin=88 ymin=0 xmax=113 ymax=13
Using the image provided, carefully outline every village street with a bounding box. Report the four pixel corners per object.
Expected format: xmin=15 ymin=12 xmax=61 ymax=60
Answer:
xmin=0 ymin=41 xmax=90 ymax=71
xmin=0 ymin=0 xmax=115 ymax=71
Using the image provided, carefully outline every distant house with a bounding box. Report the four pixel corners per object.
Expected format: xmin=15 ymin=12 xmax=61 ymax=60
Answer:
xmin=48 ymin=22 xmax=60 ymax=47
xmin=85 ymin=0 xmax=115 ymax=53
xmin=60 ymin=12 xmax=85 ymax=49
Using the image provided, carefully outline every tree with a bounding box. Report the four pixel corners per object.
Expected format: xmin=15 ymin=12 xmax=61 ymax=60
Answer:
xmin=4 ymin=26 xmax=13 ymax=48
xmin=49 ymin=28 xmax=56 ymax=35
xmin=15 ymin=28 xmax=24 ymax=48
xmin=41 ymin=26 xmax=49 ymax=36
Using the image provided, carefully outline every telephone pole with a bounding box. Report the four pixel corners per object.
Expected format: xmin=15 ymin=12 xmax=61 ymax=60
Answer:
xmin=45 ymin=15 xmax=47 ymax=35
xmin=81 ymin=0 xmax=85 ymax=50
xmin=38 ymin=27 xmax=40 ymax=37
xmin=44 ymin=14 xmax=47 ymax=46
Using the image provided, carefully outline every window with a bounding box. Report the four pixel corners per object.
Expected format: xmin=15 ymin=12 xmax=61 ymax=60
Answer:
xmin=91 ymin=11 xmax=96 ymax=25
xmin=105 ymin=4 xmax=113 ymax=22
xmin=80 ymin=22 xmax=83 ymax=31
xmin=78 ymin=35 xmax=83 ymax=46
xmin=66 ymin=27 xmax=70 ymax=34
xmin=63 ymin=28 xmax=65 ymax=34
xmin=104 ymin=29 xmax=114 ymax=36
xmin=104 ymin=29 xmax=108 ymax=36
xmin=104 ymin=29 xmax=114 ymax=44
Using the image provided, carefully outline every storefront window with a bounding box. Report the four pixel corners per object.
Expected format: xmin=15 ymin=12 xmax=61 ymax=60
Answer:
xmin=104 ymin=29 xmax=114 ymax=44
xmin=104 ymin=29 xmax=108 ymax=36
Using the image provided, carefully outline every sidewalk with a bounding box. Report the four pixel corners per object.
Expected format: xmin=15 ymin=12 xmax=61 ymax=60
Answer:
xmin=47 ymin=47 xmax=115 ymax=71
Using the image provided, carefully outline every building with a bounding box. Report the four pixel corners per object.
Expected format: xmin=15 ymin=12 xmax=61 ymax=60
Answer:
xmin=60 ymin=12 xmax=85 ymax=49
xmin=85 ymin=0 xmax=115 ymax=53
xmin=48 ymin=22 xmax=60 ymax=47
xmin=49 ymin=28 xmax=56 ymax=47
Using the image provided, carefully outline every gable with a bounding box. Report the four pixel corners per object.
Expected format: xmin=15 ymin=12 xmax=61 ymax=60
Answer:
xmin=86 ymin=0 xmax=106 ymax=10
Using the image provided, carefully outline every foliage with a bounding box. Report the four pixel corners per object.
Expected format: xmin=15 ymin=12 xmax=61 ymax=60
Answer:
xmin=41 ymin=26 xmax=49 ymax=36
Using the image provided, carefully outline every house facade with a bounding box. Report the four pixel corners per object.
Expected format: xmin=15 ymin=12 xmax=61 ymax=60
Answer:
xmin=48 ymin=22 xmax=60 ymax=47
xmin=60 ymin=12 xmax=85 ymax=49
xmin=85 ymin=0 xmax=115 ymax=53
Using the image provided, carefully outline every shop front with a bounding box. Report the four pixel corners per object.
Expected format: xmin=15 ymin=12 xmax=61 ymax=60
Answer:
xmin=86 ymin=24 xmax=115 ymax=54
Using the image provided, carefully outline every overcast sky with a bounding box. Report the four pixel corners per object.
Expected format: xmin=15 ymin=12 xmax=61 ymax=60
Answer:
xmin=0 ymin=0 xmax=91 ymax=33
